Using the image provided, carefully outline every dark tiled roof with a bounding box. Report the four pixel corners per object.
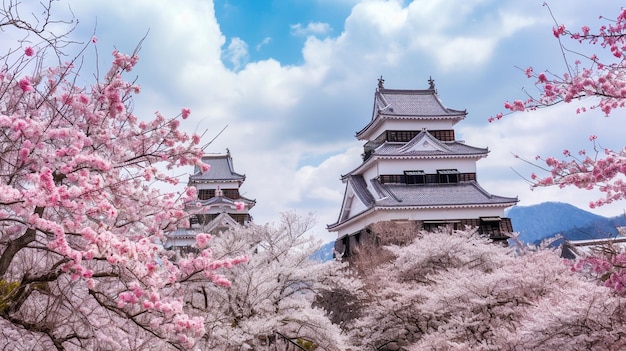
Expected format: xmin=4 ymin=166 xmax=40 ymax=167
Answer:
xmin=372 ymin=180 xmax=518 ymax=208
xmin=190 ymin=154 xmax=245 ymax=182
xmin=348 ymin=175 xmax=375 ymax=207
xmin=347 ymin=174 xmax=517 ymax=209
xmin=374 ymin=88 xmax=466 ymax=117
xmin=357 ymin=88 xmax=466 ymax=139
xmin=374 ymin=130 xmax=488 ymax=157
xmin=328 ymin=179 xmax=518 ymax=229
xmin=185 ymin=195 xmax=254 ymax=210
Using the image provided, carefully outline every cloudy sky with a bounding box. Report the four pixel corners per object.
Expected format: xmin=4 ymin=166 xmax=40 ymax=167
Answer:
xmin=31 ymin=0 xmax=626 ymax=242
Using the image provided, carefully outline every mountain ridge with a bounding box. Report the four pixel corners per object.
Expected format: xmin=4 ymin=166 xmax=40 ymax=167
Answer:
xmin=507 ymin=201 xmax=625 ymax=244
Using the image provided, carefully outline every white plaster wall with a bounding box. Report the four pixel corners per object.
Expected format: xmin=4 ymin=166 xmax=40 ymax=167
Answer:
xmin=346 ymin=187 xmax=368 ymax=217
xmin=363 ymin=119 xmax=455 ymax=140
xmin=192 ymin=181 xmax=238 ymax=191
xmin=372 ymin=158 xmax=478 ymax=175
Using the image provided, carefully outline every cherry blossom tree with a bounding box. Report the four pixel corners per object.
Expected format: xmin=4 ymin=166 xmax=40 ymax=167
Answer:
xmin=0 ymin=2 xmax=245 ymax=349
xmin=492 ymin=3 xmax=626 ymax=297
xmin=343 ymin=228 xmax=626 ymax=351
xmin=494 ymin=4 xmax=626 ymax=209
xmin=185 ymin=212 xmax=361 ymax=351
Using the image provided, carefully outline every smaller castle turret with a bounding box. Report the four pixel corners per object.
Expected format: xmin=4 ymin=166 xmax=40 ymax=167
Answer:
xmin=165 ymin=151 xmax=256 ymax=250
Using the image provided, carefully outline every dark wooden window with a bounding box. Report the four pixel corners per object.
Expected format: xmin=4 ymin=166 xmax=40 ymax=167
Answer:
xmin=479 ymin=217 xmax=505 ymax=239
xmin=380 ymin=171 xmax=474 ymax=185
xmin=500 ymin=218 xmax=514 ymax=233
xmin=229 ymin=213 xmax=249 ymax=225
xmin=385 ymin=130 xmax=455 ymax=142
xmin=379 ymin=175 xmax=404 ymax=184
xmin=222 ymin=189 xmax=240 ymax=199
xmin=458 ymin=173 xmax=476 ymax=182
xmin=404 ymin=170 xmax=425 ymax=184
xmin=198 ymin=189 xmax=215 ymax=200
xmin=386 ymin=130 xmax=420 ymax=142
xmin=429 ymin=130 xmax=455 ymax=141
xmin=196 ymin=213 xmax=219 ymax=225
xmin=437 ymin=169 xmax=459 ymax=184
xmin=423 ymin=221 xmax=459 ymax=231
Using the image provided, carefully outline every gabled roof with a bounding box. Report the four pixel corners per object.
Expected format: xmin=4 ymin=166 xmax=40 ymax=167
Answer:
xmin=342 ymin=131 xmax=488 ymax=180
xmin=202 ymin=212 xmax=242 ymax=234
xmin=356 ymin=83 xmax=467 ymax=140
xmin=190 ymin=152 xmax=245 ymax=183
xmin=348 ymin=175 xmax=376 ymax=207
xmin=378 ymin=130 xmax=488 ymax=157
xmin=332 ymin=175 xmax=375 ymax=226
xmin=165 ymin=213 xmax=242 ymax=243
xmin=185 ymin=194 xmax=256 ymax=211
xmin=328 ymin=176 xmax=518 ymax=229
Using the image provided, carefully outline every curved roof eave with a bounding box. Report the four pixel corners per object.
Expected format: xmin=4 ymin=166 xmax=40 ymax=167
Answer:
xmin=326 ymin=201 xmax=518 ymax=232
xmin=341 ymin=153 xmax=487 ymax=179
xmin=356 ymin=113 xmax=467 ymax=140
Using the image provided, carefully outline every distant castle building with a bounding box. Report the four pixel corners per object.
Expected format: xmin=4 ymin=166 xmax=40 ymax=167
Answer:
xmin=327 ymin=77 xmax=518 ymax=256
xmin=165 ymin=151 xmax=256 ymax=250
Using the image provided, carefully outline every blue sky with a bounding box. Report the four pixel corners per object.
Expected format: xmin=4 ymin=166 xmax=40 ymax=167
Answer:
xmin=20 ymin=0 xmax=626 ymax=242
xmin=214 ymin=0 xmax=352 ymax=67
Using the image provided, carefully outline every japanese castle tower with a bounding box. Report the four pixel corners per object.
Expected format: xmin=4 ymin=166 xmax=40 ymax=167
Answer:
xmin=165 ymin=151 xmax=256 ymax=249
xmin=327 ymin=78 xmax=518 ymax=255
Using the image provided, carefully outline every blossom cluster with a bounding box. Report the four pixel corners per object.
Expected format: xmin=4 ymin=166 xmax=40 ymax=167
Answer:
xmin=493 ymin=7 xmax=626 ymax=208
xmin=573 ymin=251 xmax=626 ymax=294
xmin=0 ymin=41 xmax=245 ymax=348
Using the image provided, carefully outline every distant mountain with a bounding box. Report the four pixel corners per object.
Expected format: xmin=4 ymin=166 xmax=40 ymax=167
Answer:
xmin=310 ymin=241 xmax=335 ymax=262
xmin=507 ymin=202 xmax=625 ymax=244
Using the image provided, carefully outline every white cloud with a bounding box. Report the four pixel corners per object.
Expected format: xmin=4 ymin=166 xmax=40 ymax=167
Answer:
xmin=50 ymin=0 xmax=626 ymax=244
xmin=256 ymin=37 xmax=271 ymax=51
xmin=290 ymin=22 xmax=333 ymax=37
xmin=224 ymin=37 xmax=249 ymax=71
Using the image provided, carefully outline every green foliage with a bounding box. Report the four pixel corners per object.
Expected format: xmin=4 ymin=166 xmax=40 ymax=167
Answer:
xmin=296 ymin=338 xmax=318 ymax=351
xmin=0 ymin=279 xmax=20 ymax=313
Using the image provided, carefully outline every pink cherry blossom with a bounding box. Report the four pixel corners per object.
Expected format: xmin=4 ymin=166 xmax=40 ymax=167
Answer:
xmin=195 ymin=233 xmax=211 ymax=249
xmin=18 ymin=77 xmax=33 ymax=92
xmin=181 ymin=108 xmax=191 ymax=119
xmin=0 ymin=24 xmax=248 ymax=348
xmin=495 ymin=6 xmax=626 ymax=209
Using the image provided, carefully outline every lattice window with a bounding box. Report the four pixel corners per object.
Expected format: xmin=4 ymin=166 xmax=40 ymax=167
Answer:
xmin=479 ymin=217 xmax=502 ymax=236
xmin=222 ymin=189 xmax=240 ymax=199
xmin=229 ymin=213 xmax=249 ymax=225
xmin=437 ymin=169 xmax=459 ymax=183
xmin=404 ymin=170 xmax=425 ymax=184
xmin=423 ymin=221 xmax=459 ymax=232
xmin=458 ymin=173 xmax=476 ymax=182
xmin=430 ymin=130 xmax=455 ymax=141
xmin=386 ymin=130 xmax=419 ymax=142
xmin=379 ymin=175 xmax=405 ymax=184
xmin=198 ymin=189 xmax=215 ymax=200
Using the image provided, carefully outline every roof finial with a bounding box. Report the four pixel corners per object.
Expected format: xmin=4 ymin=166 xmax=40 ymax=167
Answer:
xmin=428 ymin=77 xmax=435 ymax=90
xmin=377 ymin=75 xmax=385 ymax=89
xmin=428 ymin=76 xmax=435 ymax=90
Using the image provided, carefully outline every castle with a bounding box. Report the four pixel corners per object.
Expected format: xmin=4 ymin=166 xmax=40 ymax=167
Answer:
xmin=327 ymin=78 xmax=518 ymax=256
